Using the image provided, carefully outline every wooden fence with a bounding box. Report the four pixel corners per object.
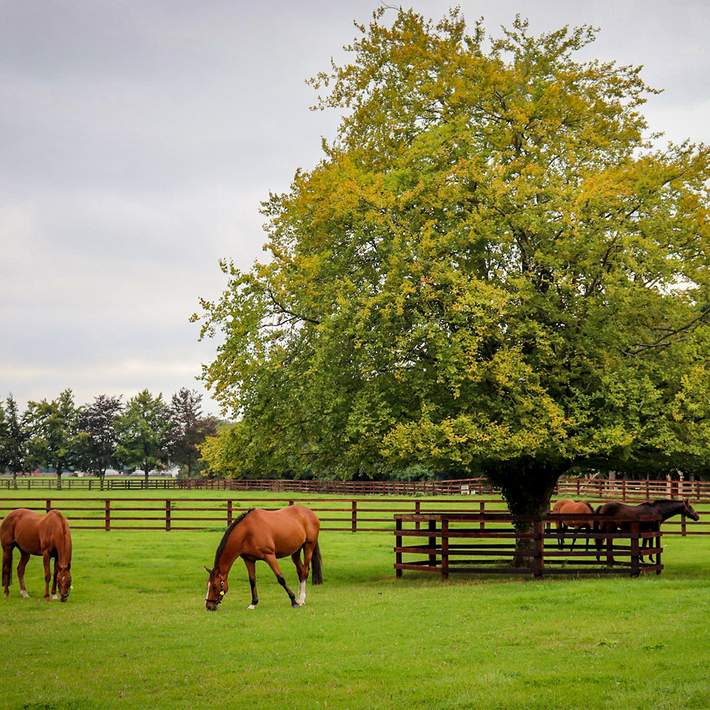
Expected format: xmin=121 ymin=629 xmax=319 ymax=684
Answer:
xmin=394 ymin=512 xmax=664 ymax=579
xmin=0 ymin=496 xmax=706 ymax=536
xmin=2 ymin=475 xmax=708 ymax=500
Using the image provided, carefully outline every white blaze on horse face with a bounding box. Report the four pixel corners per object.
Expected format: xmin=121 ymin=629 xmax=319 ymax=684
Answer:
xmin=206 ymin=580 xmax=212 ymax=601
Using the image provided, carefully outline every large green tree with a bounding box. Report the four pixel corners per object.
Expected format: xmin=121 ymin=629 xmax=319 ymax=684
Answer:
xmin=197 ymin=10 xmax=709 ymax=534
xmin=116 ymin=390 xmax=172 ymax=486
xmin=77 ymin=395 xmax=124 ymax=489
xmin=0 ymin=395 xmax=29 ymax=489
xmin=168 ymin=388 xmax=218 ymax=477
xmin=26 ymin=389 xmax=81 ymax=489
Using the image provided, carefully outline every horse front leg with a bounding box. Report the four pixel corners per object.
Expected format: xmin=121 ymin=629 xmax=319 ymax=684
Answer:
xmin=2 ymin=545 xmax=12 ymax=598
xmin=243 ymin=557 xmax=259 ymax=610
xmin=556 ymin=522 xmax=565 ymax=550
xmin=51 ymin=554 xmax=59 ymax=600
xmin=17 ymin=551 xmax=31 ymax=598
xmin=42 ymin=552 xmax=51 ymax=600
xmin=264 ymin=554 xmax=299 ymax=608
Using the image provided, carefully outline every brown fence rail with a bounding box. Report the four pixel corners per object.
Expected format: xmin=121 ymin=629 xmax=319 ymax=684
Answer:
xmin=394 ymin=512 xmax=664 ymax=579
xmin=0 ymin=496 xmax=707 ymax=536
xmin=2 ymin=475 xmax=708 ymax=500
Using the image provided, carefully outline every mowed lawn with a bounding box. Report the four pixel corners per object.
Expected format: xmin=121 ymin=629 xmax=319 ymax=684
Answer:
xmin=0 ymin=503 xmax=708 ymax=709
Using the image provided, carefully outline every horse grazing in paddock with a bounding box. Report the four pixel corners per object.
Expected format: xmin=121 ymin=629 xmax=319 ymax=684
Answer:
xmin=1 ymin=508 xmax=73 ymax=601
xmin=204 ymin=505 xmax=322 ymax=611
xmin=595 ymin=499 xmax=699 ymax=563
xmin=549 ymin=500 xmax=595 ymax=551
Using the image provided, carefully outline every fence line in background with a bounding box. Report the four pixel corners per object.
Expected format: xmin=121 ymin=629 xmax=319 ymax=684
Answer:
xmin=0 ymin=496 xmax=707 ymax=536
xmin=1 ymin=475 xmax=709 ymax=500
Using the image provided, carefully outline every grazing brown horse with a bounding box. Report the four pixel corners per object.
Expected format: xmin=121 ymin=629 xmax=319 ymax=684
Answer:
xmin=204 ymin=505 xmax=322 ymax=611
xmin=549 ymin=499 xmax=595 ymax=551
xmin=595 ymin=499 xmax=699 ymax=563
xmin=1 ymin=508 xmax=73 ymax=601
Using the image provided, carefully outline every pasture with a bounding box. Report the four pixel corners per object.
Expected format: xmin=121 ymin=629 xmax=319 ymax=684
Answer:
xmin=1 ymin=495 xmax=709 ymax=709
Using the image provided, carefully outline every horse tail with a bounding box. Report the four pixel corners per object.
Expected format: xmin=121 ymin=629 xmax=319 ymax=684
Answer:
xmin=311 ymin=541 xmax=323 ymax=585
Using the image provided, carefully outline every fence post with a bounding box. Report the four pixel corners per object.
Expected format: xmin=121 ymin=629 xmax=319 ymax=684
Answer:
xmin=441 ymin=518 xmax=449 ymax=580
xmin=428 ymin=518 xmax=437 ymax=569
xmin=479 ymin=500 xmax=485 ymax=530
xmin=46 ymin=499 xmax=52 ymax=513
xmin=227 ymin=499 xmax=233 ymax=526
xmin=622 ymin=479 xmax=627 ymax=502
xmin=351 ymin=500 xmax=357 ymax=533
xmin=288 ymin=499 xmax=294 ymax=506
xmin=532 ymin=519 xmax=544 ymax=578
xmin=395 ymin=517 xmax=402 ymax=578
xmin=645 ymin=478 xmax=650 ymax=501
xmin=630 ymin=521 xmax=640 ymax=577
xmin=104 ymin=499 xmax=111 ymax=531
xmin=576 ymin=478 xmax=580 ymax=497
xmin=165 ymin=499 xmax=172 ymax=531
xmin=414 ymin=500 xmax=420 ymax=532
xmin=681 ymin=513 xmax=687 ymax=537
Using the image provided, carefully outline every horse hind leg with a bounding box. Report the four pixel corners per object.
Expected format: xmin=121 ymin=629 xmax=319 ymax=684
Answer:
xmin=292 ymin=547 xmax=308 ymax=606
xmin=17 ymin=550 xmax=31 ymax=598
xmin=264 ymin=554 xmax=299 ymax=608
xmin=2 ymin=545 xmax=12 ymax=597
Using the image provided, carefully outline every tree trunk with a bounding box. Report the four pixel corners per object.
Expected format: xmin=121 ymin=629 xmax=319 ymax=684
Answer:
xmin=12 ymin=471 xmax=17 ymax=490
xmin=485 ymin=459 xmax=566 ymax=569
xmin=144 ymin=463 xmax=149 ymax=489
xmin=56 ymin=466 xmax=63 ymax=490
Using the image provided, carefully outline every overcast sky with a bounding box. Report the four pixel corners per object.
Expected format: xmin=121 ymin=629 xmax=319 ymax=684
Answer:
xmin=1 ymin=1 xmax=708 ymax=416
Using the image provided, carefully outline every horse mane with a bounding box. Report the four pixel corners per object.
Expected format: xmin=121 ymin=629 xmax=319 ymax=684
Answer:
xmin=213 ymin=509 xmax=254 ymax=569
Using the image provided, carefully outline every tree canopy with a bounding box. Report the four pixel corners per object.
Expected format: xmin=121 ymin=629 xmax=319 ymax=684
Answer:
xmin=197 ymin=9 xmax=709 ymax=515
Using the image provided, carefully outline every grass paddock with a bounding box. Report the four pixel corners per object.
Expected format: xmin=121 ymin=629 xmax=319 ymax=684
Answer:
xmin=1 ymin=500 xmax=709 ymax=709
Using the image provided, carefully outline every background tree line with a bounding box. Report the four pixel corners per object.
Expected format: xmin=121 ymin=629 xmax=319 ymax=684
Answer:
xmin=0 ymin=388 xmax=218 ymax=489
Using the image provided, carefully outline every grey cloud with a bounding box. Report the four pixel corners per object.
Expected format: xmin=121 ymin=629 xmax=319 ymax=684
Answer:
xmin=1 ymin=0 xmax=708 ymax=416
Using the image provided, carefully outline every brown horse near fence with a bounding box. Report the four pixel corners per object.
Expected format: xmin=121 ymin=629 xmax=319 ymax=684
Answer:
xmin=1 ymin=508 xmax=73 ymax=601
xmin=595 ymin=499 xmax=699 ymax=563
xmin=204 ymin=505 xmax=322 ymax=611
xmin=549 ymin=499 xmax=595 ymax=551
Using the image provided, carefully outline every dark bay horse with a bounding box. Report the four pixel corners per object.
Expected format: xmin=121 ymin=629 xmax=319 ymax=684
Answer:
xmin=549 ymin=499 xmax=595 ymax=551
xmin=1 ymin=508 xmax=73 ymax=601
xmin=595 ymin=499 xmax=699 ymax=563
xmin=205 ymin=505 xmax=322 ymax=611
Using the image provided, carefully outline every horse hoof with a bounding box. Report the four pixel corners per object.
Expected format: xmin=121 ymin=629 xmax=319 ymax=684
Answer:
xmin=20 ymin=591 xmax=30 ymax=599
xmin=52 ymin=595 xmax=59 ymax=601
xmin=291 ymin=602 xmax=301 ymax=608
xmin=247 ymin=604 xmax=257 ymax=610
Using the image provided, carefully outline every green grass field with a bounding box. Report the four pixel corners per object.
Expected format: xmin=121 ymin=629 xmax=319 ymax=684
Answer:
xmin=1 ymin=495 xmax=709 ymax=709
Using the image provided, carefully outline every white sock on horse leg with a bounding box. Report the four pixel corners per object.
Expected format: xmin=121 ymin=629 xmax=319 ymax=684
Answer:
xmin=247 ymin=604 xmax=256 ymax=610
xmin=298 ymin=579 xmax=306 ymax=605
xmin=20 ymin=590 xmax=29 ymax=598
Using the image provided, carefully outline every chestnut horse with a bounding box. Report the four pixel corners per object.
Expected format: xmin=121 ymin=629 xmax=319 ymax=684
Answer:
xmin=549 ymin=499 xmax=595 ymax=551
xmin=204 ymin=505 xmax=322 ymax=611
xmin=1 ymin=508 xmax=73 ymax=601
xmin=595 ymin=499 xmax=699 ymax=563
